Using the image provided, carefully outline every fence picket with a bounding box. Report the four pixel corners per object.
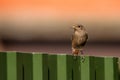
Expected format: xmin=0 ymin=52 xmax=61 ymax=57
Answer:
xmin=48 ymin=54 xmax=57 ymax=80
xmin=80 ymin=56 xmax=95 ymax=80
xmin=95 ymin=57 xmax=105 ymax=80
xmin=0 ymin=52 xmax=119 ymax=80
xmin=104 ymin=57 xmax=119 ymax=80
xmin=0 ymin=52 xmax=17 ymax=80
xmin=57 ymin=54 xmax=67 ymax=80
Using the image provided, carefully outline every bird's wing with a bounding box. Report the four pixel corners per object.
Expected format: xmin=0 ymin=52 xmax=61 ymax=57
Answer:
xmin=77 ymin=32 xmax=88 ymax=47
xmin=85 ymin=32 xmax=88 ymax=40
xmin=72 ymin=34 xmax=77 ymax=48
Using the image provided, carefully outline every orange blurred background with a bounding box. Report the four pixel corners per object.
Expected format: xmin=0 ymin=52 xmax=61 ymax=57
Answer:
xmin=0 ymin=0 xmax=120 ymax=56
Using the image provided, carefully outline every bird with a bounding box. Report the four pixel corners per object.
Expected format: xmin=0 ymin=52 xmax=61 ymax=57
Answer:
xmin=72 ymin=24 xmax=88 ymax=60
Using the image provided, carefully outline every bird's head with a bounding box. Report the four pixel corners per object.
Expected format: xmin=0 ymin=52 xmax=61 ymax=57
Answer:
xmin=72 ymin=24 xmax=85 ymax=31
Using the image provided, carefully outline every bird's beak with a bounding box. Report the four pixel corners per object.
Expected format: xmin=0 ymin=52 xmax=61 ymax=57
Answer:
xmin=72 ymin=26 xmax=75 ymax=29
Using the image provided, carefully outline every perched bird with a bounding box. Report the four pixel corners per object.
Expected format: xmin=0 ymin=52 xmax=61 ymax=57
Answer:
xmin=72 ymin=24 xmax=88 ymax=58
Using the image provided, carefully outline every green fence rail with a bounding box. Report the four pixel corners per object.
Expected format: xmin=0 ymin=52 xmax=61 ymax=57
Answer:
xmin=0 ymin=52 xmax=120 ymax=80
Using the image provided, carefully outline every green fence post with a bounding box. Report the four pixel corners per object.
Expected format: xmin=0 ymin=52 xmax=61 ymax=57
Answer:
xmin=17 ymin=52 xmax=23 ymax=80
xmin=17 ymin=52 xmax=48 ymax=80
xmin=57 ymin=54 xmax=78 ymax=80
xmin=0 ymin=52 xmax=7 ymax=80
xmin=32 ymin=53 xmax=48 ymax=80
xmin=57 ymin=54 xmax=67 ymax=80
xmin=57 ymin=54 xmax=74 ymax=80
xmin=95 ymin=57 xmax=105 ymax=80
xmin=0 ymin=52 xmax=17 ymax=80
xmin=0 ymin=53 xmax=1 ymax=79
xmin=66 ymin=55 xmax=73 ymax=80
xmin=114 ymin=57 xmax=119 ymax=80
xmin=80 ymin=56 xmax=95 ymax=80
xmin=17 ymin=52 xmax=33 ymax=80
xmin=104 ymin=57 xmax=119 ymax=80
xmin=73 ymin=56 xmax=81 ymax=80
xmin=95 ymin=57 xmax=119 ymax=80
xmin=119 ymin=58 xmax=120 ymax=80
xmin=22 ymin=53 xmax=33 ymax=80
xmin=0 ymin=52 xmax=119 ymax=80
xmin=6 ymin=52 xmax=17 ymax=80
xmin=48 ymin=54 xmax=57 ymax=80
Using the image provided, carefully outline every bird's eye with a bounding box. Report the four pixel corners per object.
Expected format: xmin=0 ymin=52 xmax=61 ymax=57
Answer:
xmin=78 ymin=26 xmax=81 ymax=28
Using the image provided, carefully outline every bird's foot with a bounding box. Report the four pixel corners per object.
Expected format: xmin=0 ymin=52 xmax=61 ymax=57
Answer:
xmin=79 ymin=50 xmax=85 ymax=62
xmin=73 ymin=54 xmax=78 ymax=60
xmin=81 ymin=55 xmax=85 ymax=62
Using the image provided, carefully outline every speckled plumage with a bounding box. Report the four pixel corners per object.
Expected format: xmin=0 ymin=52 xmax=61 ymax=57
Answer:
xmin=72 ymin=25 xmax=88 ymax=56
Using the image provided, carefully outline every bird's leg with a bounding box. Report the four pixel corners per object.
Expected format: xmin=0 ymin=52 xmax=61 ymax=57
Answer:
xmin=72 ymin=48 xmax=79 ymax=60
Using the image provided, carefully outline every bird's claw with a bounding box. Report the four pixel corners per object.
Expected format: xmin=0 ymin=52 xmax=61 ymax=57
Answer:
xmin=81 ymin=56 xmax=85 ymax=62
xmin=73 ymin=56 xmax=77 ymax=60
xmin=73 ymin=54 xmax=78 ymax=60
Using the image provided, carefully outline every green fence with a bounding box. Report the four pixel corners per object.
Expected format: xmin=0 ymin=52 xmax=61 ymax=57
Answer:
xmin=0 ymin=52 xmax=120 ymax=80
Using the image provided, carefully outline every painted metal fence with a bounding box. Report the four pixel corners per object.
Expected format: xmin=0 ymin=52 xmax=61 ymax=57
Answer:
xmin=0 ymin=52 xmax=119 ymax=80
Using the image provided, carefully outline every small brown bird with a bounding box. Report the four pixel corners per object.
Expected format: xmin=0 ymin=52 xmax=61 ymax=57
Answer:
xmin=72 ymin=24 xmax=88 ymax=57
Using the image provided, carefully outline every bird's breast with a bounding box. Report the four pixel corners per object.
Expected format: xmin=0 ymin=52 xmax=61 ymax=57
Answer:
xmin=75 ymin=31 xmax=86 ymax=37
xmin=72 ymin=30 xmax=88 ymax=49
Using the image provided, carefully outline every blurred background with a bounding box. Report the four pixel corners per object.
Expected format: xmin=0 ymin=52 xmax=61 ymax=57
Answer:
xmin=0 ymin=0 xmax=120 ymax=56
